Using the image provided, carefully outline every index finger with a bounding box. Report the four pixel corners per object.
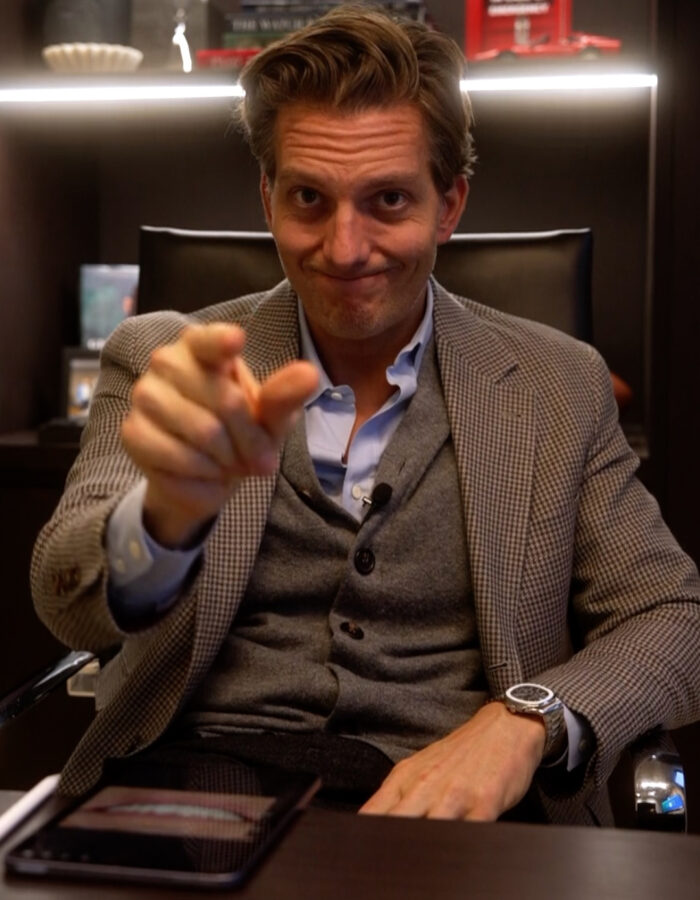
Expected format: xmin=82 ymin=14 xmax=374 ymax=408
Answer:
xmin=182 ymin=323 xmax=246 ymax=370
xmin=358 ymin=780 xmax=403 ymax=816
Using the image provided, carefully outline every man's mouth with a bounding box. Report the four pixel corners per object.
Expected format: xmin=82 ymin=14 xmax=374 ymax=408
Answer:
xmin=313 ymin=269 xmax=391 ymax=282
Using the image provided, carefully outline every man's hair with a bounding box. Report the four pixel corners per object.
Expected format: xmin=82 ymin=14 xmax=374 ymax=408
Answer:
xmin=237 ymin=4 xmax=475 ymax=193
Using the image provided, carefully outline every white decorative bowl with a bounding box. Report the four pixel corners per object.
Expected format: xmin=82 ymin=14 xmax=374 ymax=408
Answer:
xmin=42 ymin=43 xmax=144 ymax=73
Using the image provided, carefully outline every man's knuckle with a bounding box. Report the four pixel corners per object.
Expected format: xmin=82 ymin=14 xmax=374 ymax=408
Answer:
xmin=120 ymin=415 xmax=136 ymax=445
xmin=416 ymin=767 xmax=436 ymax=787
xmin=436 ymin=780 xmax=472 ymax=816
xmin=149 ymin=345 xmax=169 ymax=369
xmin=469 ymin=785 xmax=500 ymax=819
xmin=225 ymin=395 xmax=244 ymax=419
xmin=130 ymin=378 xmax=150 ymax=407
xmin=195 ymin=417 xmax=224 ymax=448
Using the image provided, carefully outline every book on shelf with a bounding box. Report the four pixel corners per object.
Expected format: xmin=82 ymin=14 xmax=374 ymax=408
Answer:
xmin=227 ymin=2 xmax=425 ymax=34
xmin=203 ymin=1 xmax=427 ymax=63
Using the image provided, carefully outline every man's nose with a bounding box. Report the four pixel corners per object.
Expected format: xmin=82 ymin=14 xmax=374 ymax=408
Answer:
xmin=323 ymin=205 xmax=370 ymax=269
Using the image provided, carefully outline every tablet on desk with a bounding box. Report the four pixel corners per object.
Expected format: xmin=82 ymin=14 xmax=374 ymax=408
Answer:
xmin=5 ymin=755 xmax=320 ymax=890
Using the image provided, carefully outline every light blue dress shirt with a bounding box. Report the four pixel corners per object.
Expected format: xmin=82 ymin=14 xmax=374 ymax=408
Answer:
xmin=297 ymin=287 xmax=433 ymax=520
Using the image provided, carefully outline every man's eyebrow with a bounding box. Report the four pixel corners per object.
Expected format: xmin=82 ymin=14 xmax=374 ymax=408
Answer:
xmin=362 ymin=173 xmax=423 ymax=190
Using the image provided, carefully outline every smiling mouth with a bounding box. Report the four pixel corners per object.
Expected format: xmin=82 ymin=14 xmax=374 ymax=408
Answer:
xmin=314 ymin=269 xmax=390 ymax=282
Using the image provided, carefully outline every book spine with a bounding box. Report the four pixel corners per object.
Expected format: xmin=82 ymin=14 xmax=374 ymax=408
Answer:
xmin=226 ymin=13 xmax=330 ymax=33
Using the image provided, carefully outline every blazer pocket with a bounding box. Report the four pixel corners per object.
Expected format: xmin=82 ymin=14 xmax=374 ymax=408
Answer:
xmin=528 ymin=491 xmax=579 ymax=545
xmin=524 ymin=497 xmax=580 ymax=590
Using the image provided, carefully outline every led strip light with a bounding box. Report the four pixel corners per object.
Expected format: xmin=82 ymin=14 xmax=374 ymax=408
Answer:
xmin=461 ymin=73 xmax=657 ymax=92
xmin=0 ymin=73 xmax=656 ymax=105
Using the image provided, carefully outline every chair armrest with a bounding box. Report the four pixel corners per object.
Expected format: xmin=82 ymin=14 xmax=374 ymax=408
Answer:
xmin=0 ymin=651 xmax=95 ymax=728
xmin=631 ymin=729 xmax=687 ymax=832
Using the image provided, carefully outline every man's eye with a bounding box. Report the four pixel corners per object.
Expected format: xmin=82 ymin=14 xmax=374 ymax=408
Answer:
xmin=378 ymin=191 xmax=407 ymax=209
xmin=294 ymin=187 xmax=320 ymax=206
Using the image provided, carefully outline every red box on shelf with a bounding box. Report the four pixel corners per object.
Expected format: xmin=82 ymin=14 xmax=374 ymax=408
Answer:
xmin=196 ymin=47 xmax=262 ymax=69
xmin=464 ymin=0 xmax=621 ymax=63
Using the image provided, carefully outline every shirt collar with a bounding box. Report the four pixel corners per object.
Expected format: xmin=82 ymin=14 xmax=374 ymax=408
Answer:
xmin=298 ymin=283 xmax=434 ymax=406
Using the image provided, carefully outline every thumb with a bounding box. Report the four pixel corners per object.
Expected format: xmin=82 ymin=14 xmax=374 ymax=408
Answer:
xmin=257 ymin=361 xmax=319 ymax=441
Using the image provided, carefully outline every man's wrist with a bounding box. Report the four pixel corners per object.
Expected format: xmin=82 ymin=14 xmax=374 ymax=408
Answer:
xmin=502 ymin=683 xmax=567 ymax=764
xmin=143 ymin=484 xmax=215 ymax=550
xmin=106 ymin=479 xmax=208 ymax=621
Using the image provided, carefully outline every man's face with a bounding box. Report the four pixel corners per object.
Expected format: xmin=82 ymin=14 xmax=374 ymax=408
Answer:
xmin=261 ymin=103 xmax=467 ymax=361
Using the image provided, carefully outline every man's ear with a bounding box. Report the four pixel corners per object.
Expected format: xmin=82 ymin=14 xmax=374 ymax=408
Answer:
xmin=436 ymin=175 xmax=469 ymax=245
xmin=260 ymin=173 xmax=273 ymax=228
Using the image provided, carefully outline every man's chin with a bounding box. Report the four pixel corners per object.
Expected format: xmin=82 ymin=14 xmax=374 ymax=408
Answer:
xmin=310 ymin=273 xmax=390 ymax=300
xmin=303 ymin=304 xmax=390 ymax=343
xmin=299 ymin=285 xmax=381 ymax=326
xmin=319 ymin=316 xmax=382 ymax=342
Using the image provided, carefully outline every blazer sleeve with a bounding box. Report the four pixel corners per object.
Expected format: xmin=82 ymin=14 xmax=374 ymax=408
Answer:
xmin=535 ymin=343 xmax=700 ymax=792
xmin=30 ymin=312 xmax=191 ymax=652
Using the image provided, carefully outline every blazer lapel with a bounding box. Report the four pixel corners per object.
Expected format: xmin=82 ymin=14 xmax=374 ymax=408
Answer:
xmin=433 ymin=281 xmax=536 ymax=693
xmin=188 ymin=283 xmax=301 ymax=684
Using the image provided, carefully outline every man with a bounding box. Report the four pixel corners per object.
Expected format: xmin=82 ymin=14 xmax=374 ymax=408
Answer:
xmin=32 ymin=5 xmax=700 ymax=825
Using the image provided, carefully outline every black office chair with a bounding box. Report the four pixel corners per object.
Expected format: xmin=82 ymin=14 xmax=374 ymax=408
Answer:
xmin=137 ymin=226 xmax=593 ymax=339
xmin=1 ymin=227 xmax=680 ymax=829
xmin=136 ymin=226 xmax=631 ymax=408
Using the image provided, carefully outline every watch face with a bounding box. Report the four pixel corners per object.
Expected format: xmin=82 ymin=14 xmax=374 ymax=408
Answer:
xmin=506 ymin=683 xmax=554 ymax=705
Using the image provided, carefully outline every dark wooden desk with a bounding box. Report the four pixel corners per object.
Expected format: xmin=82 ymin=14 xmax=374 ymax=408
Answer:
xmin=2 ymin=790 xmax=700 ymax=900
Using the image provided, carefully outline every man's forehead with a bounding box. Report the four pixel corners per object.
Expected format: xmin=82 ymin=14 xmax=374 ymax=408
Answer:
xmin=271 ymin=101 xmax=430 ymax=176
xmin=274 ymin=100 xmax=425 ymax=134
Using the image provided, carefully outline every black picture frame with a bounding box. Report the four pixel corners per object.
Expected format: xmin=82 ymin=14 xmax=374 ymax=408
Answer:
xmin=62 ymin=347 xmax=101 ymax=421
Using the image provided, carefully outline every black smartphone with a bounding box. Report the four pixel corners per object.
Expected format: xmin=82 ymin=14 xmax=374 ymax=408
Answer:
xmin=5 ymin=752 xmax=320 ymax=890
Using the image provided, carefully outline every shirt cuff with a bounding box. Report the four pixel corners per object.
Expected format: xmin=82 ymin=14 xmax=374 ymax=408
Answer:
xmin=563 ymin=704 xmax=593 ymax=772
xmin=106 ymin=479 xmax=206 ymax=618
xmin=536 ymin=704 xmax=593 ymax=771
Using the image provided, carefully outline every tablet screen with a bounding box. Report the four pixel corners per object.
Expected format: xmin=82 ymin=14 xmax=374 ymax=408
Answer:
xmin=61 ymin=784 xmax=275 ymax=840
xmin=6 ymin=752 xmax=320 ymax=888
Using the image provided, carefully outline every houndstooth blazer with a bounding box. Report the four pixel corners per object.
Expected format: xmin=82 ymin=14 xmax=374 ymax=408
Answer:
xmin=31 ymin=279 xmax=700 ymax=822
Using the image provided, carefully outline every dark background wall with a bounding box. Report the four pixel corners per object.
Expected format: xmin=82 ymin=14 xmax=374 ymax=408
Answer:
xmin=652 ymin=0 xmax=700 ymax=570
xmin=0 ymin=121 xmax=97 ymax=429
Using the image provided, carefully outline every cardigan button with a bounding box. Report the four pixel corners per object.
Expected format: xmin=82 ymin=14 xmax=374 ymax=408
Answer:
xmin=354 ymin=548 xmax=375 ymax=575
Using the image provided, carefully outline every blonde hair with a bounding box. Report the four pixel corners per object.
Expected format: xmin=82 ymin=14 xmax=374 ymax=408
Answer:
xmin=237 ymin=4 xmax=475 ymax=193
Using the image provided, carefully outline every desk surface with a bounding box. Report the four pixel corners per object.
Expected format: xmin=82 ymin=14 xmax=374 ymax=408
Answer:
xmin=1 ymin=790 xmax=699 ymax=899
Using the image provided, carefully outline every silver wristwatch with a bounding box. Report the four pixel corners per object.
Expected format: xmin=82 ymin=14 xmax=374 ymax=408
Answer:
xmin=503 ymin=683 xmax=567 ymax=763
